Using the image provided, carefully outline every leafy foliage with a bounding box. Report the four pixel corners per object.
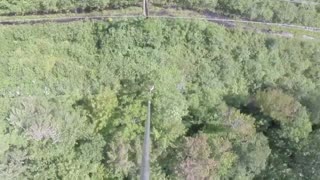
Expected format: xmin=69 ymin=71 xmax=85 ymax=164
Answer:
xmin=255 ymin=89 xmax=312 ymax=142
xmin=172 ymin=134 xmax=218 ymax=179
xmin=0 ymin=98 xmax=106 ymax=179
xmin=0 ymin=18 xmax=319 ymax=179
xmin=0 ymin=0 xmax=142 ymax=15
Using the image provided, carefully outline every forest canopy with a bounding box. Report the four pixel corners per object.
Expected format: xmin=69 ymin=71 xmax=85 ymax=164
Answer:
xmin=0 ymin=19 xmax=320 ymax=179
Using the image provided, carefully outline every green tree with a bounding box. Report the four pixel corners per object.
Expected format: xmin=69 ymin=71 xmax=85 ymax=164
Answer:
xmin=1 ymin=98 xmax=106 ymax=179
xmin=169 ymin=134 xmax=219 ymax=179
xmin=255 ymin=89 xmax=312 ymax=142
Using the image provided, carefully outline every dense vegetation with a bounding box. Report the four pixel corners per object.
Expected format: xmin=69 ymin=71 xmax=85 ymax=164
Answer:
xmin=1 ymin=19 xmax=320 ymax=179
xmin=176 ymin=0 xmax=320 ymax=27
xmin=0 ymin=0 xmax=142 ymax=14
xmin=1 ymin=0 xmax=320 ymax=27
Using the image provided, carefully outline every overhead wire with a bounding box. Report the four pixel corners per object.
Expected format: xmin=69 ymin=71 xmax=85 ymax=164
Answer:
xmin=140 ymin=97 xmax=151 ymax=180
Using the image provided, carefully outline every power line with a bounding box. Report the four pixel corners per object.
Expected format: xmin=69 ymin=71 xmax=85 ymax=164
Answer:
xmin=140 ymin=96 xmax=152 ymax=180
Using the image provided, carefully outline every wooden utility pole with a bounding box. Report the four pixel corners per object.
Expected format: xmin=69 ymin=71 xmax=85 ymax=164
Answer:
xmin=143 ymin=0 xmax=149 ymax=17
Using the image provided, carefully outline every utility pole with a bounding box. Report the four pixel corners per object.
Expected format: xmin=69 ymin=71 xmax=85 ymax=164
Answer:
xmin=140 ymin=85 xmax=154 ymax=180
xmin=143 ymin=0 xmax=149 ymax=17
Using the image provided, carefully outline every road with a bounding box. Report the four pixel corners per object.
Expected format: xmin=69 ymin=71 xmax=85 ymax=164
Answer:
xmin=0 ymin=7 xmax=319 ymax=40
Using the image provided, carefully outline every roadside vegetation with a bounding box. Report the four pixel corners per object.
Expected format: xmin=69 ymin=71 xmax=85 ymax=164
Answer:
xmin=1 ymin=0 xmax=320 ymax=27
